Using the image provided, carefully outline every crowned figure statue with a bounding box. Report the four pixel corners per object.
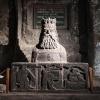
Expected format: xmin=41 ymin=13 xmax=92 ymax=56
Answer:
xmin=32 ymin=18 xmax=67 ymax=63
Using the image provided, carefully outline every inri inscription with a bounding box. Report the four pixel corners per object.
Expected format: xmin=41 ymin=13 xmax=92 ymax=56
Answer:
xmin=34 ymin=5 xmax=67 ymax=29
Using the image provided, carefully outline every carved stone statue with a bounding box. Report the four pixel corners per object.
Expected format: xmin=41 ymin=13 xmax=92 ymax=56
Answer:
xmin=39 ymin=18 xmax=58 ymax=49
xmin=32 ymin=18 xmax=67 ymax=62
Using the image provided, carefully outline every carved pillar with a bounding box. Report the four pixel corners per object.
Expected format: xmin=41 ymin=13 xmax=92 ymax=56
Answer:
xmin=70 ymin=0 xmax=79 ymax=38
xmin=89 ymin=0 xmax=100 ymax=76
xmin=68 ymin=0 xmax=81 ymax=62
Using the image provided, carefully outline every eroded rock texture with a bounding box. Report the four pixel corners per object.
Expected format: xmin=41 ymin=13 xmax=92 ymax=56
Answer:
xmin=89 ymin=0 xmax=100 ymax=76
xmin=0 ymin=0 xmax=9 ymax=45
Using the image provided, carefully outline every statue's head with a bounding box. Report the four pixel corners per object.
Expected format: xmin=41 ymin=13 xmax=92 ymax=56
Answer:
xmin=42 ymin=18 xmax=57 ymax=34
xmin=38 ymin=18 xmax=59 ymax=49
xmin=42 ymin=18 xmax=56 ymax=27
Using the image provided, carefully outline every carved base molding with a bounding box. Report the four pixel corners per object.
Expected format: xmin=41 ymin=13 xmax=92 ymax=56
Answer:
xmin=11 ymin=62 xmax=89 ymax=92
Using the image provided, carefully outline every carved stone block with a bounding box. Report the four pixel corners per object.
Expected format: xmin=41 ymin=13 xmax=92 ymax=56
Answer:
xmin=38 ymin=64 xmax=62 ymax=91
xmin=11 ymin=62 xmax=89 ymax=92
xmin=11 ymin=63 xmax=37 ymax=91
xmin=63 ymin=63 xmax=88 ymax=90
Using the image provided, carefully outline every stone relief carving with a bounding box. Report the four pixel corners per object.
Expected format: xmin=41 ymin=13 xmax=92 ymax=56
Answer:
xmin=39 ymin=65 xmax=62 ymax=90
xmin=63 ymin=66 xmax=86 ymax=89
xmin=11 ymin=63 xmax=88 ymax=91
xmin=16 ymin=65 xmax=37 ymax=89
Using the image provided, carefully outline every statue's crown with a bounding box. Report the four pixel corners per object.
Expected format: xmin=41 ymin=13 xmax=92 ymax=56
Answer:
xmin=42 ymin=18 xmax=56 ymax=25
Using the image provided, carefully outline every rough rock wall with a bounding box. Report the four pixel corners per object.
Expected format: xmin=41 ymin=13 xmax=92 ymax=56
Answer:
xmin=88 ymin=0 xmax=100 ymax=76
xmin=0 ymin=0 xmax=9 ymax=72
xmin=78 ymin=0 xmax=89 ymax=62
xmin=0 ymin=0 xmax=9 ymax=45
xmin=0 ymin=0 xmax=18 ymax=72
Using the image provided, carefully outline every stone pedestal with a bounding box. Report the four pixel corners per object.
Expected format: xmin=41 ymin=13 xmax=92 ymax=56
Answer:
xmin=11 ymin=62 xmax=89 ymax=92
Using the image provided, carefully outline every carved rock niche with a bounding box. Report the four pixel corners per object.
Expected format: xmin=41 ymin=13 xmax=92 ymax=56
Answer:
xmin=17 ymin=0 xmax=81 ymax=62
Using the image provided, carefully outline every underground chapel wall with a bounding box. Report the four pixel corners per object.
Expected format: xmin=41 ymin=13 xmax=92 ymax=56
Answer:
xmin=0 ymin=0 xmax=97 ymax=79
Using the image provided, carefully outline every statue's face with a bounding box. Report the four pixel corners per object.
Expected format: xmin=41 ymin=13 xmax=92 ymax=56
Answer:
xmin=42 ymin=18 xmax=58 ymax=42
xmin=44 ymin=27 xmax=56 ymax=37
xmin=40 ymin=18 xmax=59 ymax=49
xmin=44 ymin=23 xmax=56 ymax=36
